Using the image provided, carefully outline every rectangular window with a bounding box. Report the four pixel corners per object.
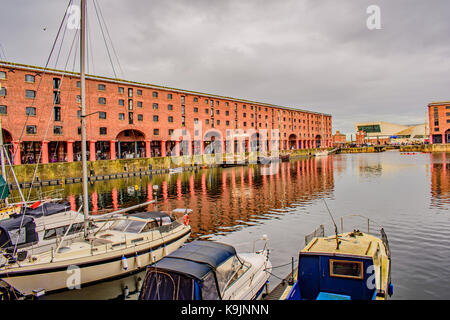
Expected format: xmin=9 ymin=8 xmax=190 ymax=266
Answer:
xmin=76 ymin=81 xmax=81 ymax=88
xmin=128 ymin=99 xmax=133 ymax=110
xmin=77 ymin=110 xmax=81 ymax=118
xmin=137 ymin=89 xmax=142 ymax=96
xmin=137 ymin=101 xmax=143 ymax=108
xmin=193 ymin=97 xmax=198 ymax=102
xmin=128 ymin=112 xmax=133 ymax=124
xmin=217 ymin=120 xmax=220 ymax=125
xmin=0 ymin=88 xmax=6 ymax=96
xmin=26 ymin=107 xmax=36 ymax=116
xmin=168 ymin=104 xmax=173 ymax=110
xmin=153 ymin=103 xmax=158 ymax=110
xmin=225 ymin=111 xmax=229 ymax=116
xmin=54 ymin=106 xmax=61 ymax=121
xmin=194 ymin=118 xmax=199 ymax=124
xmin=118 ymin=87 xmax=124 ymax=94
xmin=153 ymin=129 xmax=159 ymax=135
xmin=0 ymin=105 xmax=7 ymax=115
xmin=53 ymin=126 xmax=63 ymax=135
xmin=100 ymin=127 xmax=107 ymax=135
xmin=168 ymin=93 xmax=173 ymax=100
xmin=0 ymin=71 xmax=6 ymax=79
xmin=119 ymin=113 xmax=125 ymax=120
xmin=25 ymin=74 xmax=35 ymax=83
xmin=98 ymin=97 xmax=106 ymax=104
xmin=226 ymin=120 xmax=230 ymax=126
xmin=78 ymin=127 xmax=81 ymax=135
xmin=205 ymin=119 xmax=209 ymax=125
xmin=98 ymin=84 xmax=106 ymax=91
xmin=119 ymin=99 xmax=124 ymax=106
xmin=194 ymin=107 xmax=198 ymax=113
xmin=168 ymin=116 xmax=174 ymax=123
xmin=182 ymin=116 xmax=185 ymax=127
xmin=329 ymin=260 xmax=363 ymax=279
xmin=216 ymin=110 xmax=220 ymax=115
xmin=53 ymin=91 xmax=61 ymax=104
xmin=138 ymin=114 xmax=143 ymax=121
xmin=181 ymin=96 xmax=185 ymax=104
xmin=128 ymin=88 xmax=133 ymax=97
xmin=99 ymin=111 xmax=107 ymax=119
xmin=205 ymin=109 xmax=209 ymax=114
xmin=26 ymin=125 xmax=37 ymax=134
xmin=53 ymin=78 xmax=61 ymax=89
xmin=153 ymin=115 xmax=159 ymax=122
xmin=26 ymin=90 xmax=36 ymax=99
xmin=152 ymin=91 xmax=158 ymax=98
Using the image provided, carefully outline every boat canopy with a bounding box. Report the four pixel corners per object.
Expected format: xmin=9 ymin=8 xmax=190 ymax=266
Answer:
xmin=21 ymin=202 xmax=71 ymax=218
xmin=139 ymin=241 xmax=240 ymax=300
xmin=0 ymin=215 xmax=38 ymax=250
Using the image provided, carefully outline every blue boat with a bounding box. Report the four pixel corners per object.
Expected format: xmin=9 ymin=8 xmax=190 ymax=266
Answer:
xmin=139 ymin=240 xmax=272 ymax=300
xmin=271 ymin=215 xmax=393 ymax=300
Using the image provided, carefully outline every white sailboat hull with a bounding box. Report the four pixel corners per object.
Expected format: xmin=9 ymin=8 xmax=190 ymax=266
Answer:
xmin=0 ymin=228 xmax=190 ymax=296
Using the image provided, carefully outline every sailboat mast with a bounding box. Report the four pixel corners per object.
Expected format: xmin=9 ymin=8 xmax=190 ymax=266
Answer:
xmin=80 ymin=0 xmax=89 ymax=238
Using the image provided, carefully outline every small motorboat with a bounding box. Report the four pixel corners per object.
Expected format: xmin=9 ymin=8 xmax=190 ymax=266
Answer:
xmin=169 ymin=167 xmax=183 ymax=174
xmin=271 ymin=215 xmax=393 ymax=300
xmin=139 ymin=239 xmax=272 ymax=300
xmin=314 ymin=150 xmax=329 ymax=157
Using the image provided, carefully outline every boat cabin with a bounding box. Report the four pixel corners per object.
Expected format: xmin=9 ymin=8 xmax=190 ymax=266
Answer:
xmin=139 ymin=241 xmax=246 ymax=300
xmin=286 ymin=230 xmax=391 ymax=300
xmin=110 ymin=211 xmax=176 ymax=234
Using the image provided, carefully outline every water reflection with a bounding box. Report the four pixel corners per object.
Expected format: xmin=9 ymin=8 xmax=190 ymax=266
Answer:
xmin=63 ymin=157 xmax=335 ymax=238
xmin=430 ymin=153 xmax=450 ymax=209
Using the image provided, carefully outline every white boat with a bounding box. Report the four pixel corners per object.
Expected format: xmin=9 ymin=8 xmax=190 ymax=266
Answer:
xmin=139 ymin=239 xmax=272 ymax=300
xmin=0 ymin=210 xmax=191 ymax=296
xmin=314 ymin=150 xmax=329 ymax=157
xmin=169 ymin=167 xmax=183 ymax=174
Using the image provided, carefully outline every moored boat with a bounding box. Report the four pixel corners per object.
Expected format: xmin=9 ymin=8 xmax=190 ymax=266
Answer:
xmin=139 ymin=239 xmax=272 ymax=300
xmin=268 ymin=215 xmax=393 ymax=300
xmin=0 ymin=210 xmax=191 ymax=296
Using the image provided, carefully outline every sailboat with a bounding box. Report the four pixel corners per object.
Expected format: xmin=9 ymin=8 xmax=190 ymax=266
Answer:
xmin=0 ymin=0 xmax=191 ymax=298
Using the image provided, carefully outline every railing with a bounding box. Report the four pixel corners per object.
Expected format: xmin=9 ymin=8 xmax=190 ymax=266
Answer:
xmin=306 ymin=215 xmax=388 ymax=247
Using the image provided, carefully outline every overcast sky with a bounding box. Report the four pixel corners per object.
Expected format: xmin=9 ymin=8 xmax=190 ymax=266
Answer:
xmin=1 ymin=0 xmax=450 ymax=136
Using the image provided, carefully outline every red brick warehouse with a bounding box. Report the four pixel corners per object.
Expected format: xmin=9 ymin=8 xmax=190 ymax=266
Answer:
xmin=0 ymin=61 xmax=333 ymax=165
xmin=428 ymin=102 xmax=450 ymax=144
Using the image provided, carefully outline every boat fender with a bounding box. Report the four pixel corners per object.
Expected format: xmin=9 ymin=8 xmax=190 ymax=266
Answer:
xmin=388 ymin=283 xmax=394 ymax=297
xmin=183 ymin=214 xmax=190 ymax=226
xmin=121 ymin=255 xmax=128 ymax=271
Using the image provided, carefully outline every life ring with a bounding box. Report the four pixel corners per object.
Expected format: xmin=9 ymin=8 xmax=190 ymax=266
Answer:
xmin=183 ymin=214 xmax=190 ymax=226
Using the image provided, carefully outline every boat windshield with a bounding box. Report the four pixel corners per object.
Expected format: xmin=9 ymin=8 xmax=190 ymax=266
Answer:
xmin=111 ymin=220 xmax=146 ymax=233
xmin=215 ymin=255 xmax=243 ymax=293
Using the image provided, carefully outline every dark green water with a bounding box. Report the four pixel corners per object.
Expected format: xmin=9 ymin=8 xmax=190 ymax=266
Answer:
xmin=43 ymin=151 xmax=450 ymax=300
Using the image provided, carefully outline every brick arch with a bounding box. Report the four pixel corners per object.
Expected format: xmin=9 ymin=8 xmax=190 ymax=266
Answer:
xmin=115 ymin=129 xmax=146 ymax=142
xmin=1 ymin=129 xmax=13 ymax=143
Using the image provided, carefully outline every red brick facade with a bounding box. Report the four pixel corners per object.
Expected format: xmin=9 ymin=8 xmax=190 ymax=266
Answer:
xmin=0 ymin=61 xmax=332 ymax=165
xmin=332 ymin=130 xmax=346 ymax=145
xmin=428 ymin=102 xmax=450 ymax=144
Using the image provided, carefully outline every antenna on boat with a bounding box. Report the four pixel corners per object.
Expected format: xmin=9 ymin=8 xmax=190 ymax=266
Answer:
xmin=322 ymin=199 xmax=340 ymax=250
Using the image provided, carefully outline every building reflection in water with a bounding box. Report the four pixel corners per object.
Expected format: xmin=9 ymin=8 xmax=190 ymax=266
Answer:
xmin=64 ymin=156 xmax=335 ymax=238
xmin=430 ymin=152 xmax=450 ymax=209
